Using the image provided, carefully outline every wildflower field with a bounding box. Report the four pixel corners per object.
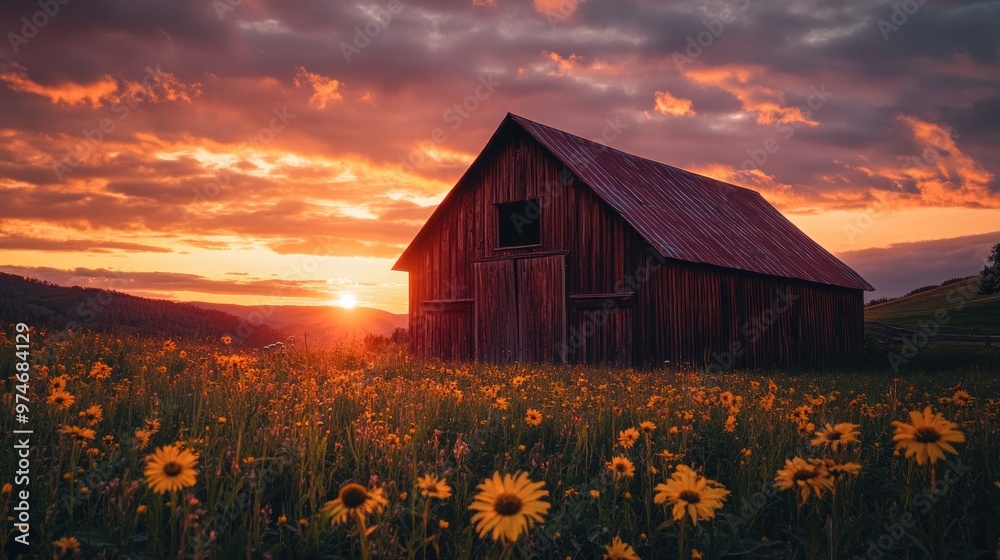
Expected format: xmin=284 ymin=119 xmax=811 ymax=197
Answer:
xmin=2 ymin=330 xmax=999 ymax=559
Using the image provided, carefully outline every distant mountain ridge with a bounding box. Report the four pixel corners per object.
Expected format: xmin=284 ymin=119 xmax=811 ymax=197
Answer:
xmin=189 ymin=301 xmax=408 ymax=347
xmin=0 ymin=272 xmax=284 ymax=345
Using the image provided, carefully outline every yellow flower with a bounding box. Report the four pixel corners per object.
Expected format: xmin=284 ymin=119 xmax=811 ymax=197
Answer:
xmin=47 ymin=389 xmax=75 ymax=410
xmin=278 ymin=514 xmax=287 ymax=525
xmin=53 ymin=536 xmax=81 ymax=557
xmin=724 ymin=415 xmax=737 ymax=433
xmin=137 ymin=505 xmax=147 ymax=515
xmin=79 ymin=405 xmax=103 ymax=425
xmin=603 ymin=536 xmax=640 ymax=560
xmin=525 ymin=408 xmax=543 ymax=426
xmin=58 ymin=425 xmax=96 ymax=444
xmin=89 ymin=361 xmax=112 ymax=380
xmin=439 ymin=519 xmax=449 ymax=531
xmin=50 ymin=374 xmax=69 ymax=391
xmin=605 ymin=456 xmax=636 ymax=480
xmin=217 ymin=416 xmax=227 ymax=424
xmin=133 ymin=429 xmax=151 ymax=450
xmin=657 ymin=450 xmax=681 ymax=462
xmin=811 ymin=422 xmax=860 ymax=451
xmin=1 ymin=483 xmax=12 ymax=495
xmin=416 ymin=474 xmax=453 ymax=500
xmin=618 ymin=427 xmax=640 ymax=449
xmin=144 ymin=444 xmax=199 ymax=494
xmin=691 ymin=550 xmax=703 ymax=559
xmin=639 ymin=421 xmax=656 ymax=434
xmin=162 ymin=340 xmax=177 ymax=352
xmin=760 ymin=394 xmax=775 ymax=412
xmin=468 ymin=471 xmax=550 ymax=543
xmin=221 ymin=335 xmax=232 ymax=345
xmin=495 ymin=397 xmax=510 ymax=410
xmin=891 ymin=407 xmax=965 ymax=466
xmin=590 ymin=489 xmax=601 ymax=499
xmin=774 ymin=457 xmax=834 ymax=503
xmin=322 ymin=483 xmax=388 ymax=525
xmin=654 ymin=465 xmax=729 ymax=525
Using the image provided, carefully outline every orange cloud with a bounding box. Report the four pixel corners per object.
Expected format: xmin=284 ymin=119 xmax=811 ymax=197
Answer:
xmin=534 ymin=0 xmax=582 ymax=17
xmin=850 ymin=115 xmax=996 ymax=208
xmin=0 ymin=64 xmax=200 ymax=108
xmin=685 ymin=162 xmax=804 ymax=209
xmin=0 ymin=64 xmax=118 ymax=107
xmin=294 ymin=67 xmax=343 ymax=110
xmin=652 ymin=90 xmax=696 ymax=117
xmin=685 ymin=65 xmax=818 ymax=126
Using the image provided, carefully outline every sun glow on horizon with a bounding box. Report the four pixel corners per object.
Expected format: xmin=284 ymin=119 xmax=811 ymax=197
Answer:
xmin=333 ymin=292 xmax=358 ymax=309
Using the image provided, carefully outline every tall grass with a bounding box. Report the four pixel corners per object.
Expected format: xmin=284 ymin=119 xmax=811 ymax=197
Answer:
xmin=1 ymin=329 xmax=998 ymax=559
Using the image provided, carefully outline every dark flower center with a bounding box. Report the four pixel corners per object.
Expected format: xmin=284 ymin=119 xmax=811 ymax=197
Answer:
xmin=792 ymin=469 xmax=817 ymax=482
xmin=163 ymin=461 xmax=183 ymax=477
xmin=339 ymin=484 xmax=369 ymax=509
xmin=494 ymin=492 xmax=523 ymax=516
xmin=828 ymin=432 xmax=842 ymax=440
xmin=615 ymin=464 xmax=627 ymax=473
xmin=915 ymin=427 xmax=941 ymax=443
xmin=678 ymin=490 xmax=701 ymax=504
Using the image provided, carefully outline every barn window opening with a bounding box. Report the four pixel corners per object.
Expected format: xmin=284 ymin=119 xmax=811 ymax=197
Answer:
xmin=496 ymin=199 xmax=541 ymax=247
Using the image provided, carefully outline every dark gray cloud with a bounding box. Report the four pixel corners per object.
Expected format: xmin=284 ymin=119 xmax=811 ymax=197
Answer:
xmin=839 ymin=231 xmax=999 ymax=300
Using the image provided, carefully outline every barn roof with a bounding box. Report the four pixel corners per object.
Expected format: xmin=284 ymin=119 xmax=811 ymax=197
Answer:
xmin=394 ymin=113 xmax=874 ymax=291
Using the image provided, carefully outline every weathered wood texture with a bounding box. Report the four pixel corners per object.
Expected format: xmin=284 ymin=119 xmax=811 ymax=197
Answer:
xmin=402 ymin=125 xmax=865 ymax=368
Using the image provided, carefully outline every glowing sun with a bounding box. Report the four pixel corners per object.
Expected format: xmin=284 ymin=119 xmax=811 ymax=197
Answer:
xmin=334 ymin=292 xmax=358 ymax=309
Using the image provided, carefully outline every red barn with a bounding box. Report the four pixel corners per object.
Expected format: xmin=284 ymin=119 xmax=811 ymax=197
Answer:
xmin=392 ymin=114 xmax=873 ymax=368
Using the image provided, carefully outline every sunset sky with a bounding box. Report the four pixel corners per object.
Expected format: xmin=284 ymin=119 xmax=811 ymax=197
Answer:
xmin=1 ymin=0 xmax=998 ymax=314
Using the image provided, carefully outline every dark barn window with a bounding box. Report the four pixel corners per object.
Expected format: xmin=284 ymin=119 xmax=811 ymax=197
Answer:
xmin=496 ymin=199 xmax=541 ymax=247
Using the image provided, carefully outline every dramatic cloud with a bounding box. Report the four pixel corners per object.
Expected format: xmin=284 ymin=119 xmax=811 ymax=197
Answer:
xmin=0 ymin=0 xmax=997 ymax=311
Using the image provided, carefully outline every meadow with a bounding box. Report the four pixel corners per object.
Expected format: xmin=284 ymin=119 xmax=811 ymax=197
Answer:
xmin=2 ymin=329 xmax=998 ymax=559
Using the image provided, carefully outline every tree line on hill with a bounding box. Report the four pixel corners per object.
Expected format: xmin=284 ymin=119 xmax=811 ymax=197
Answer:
xmin=0 ymin=273 xmax=284 ymax=346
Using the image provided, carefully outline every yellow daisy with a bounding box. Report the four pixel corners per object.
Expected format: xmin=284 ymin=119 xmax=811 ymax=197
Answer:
xmin=654 ymin=465 xmax=730 ymax=525
xmin=322 ymin=483 xmax=388 ymax=525
xmin=891 ymin=407 xmax=965 ymax=466
xmin=811 ymin=422 xmax=860 ymax=451
xmin=47 ymin=389 xmax=75 ymax=410
xmin=58 ymin=425 xmax=96 ymax=444
xmin=468 ymin=471 xmax=550 ymax=542
xmin=618 ymin=427 xmax=640 ymax=449
xmin=603 ymin=536 xmax=640 ymax=560
xmin=53 ymin=536 xmax=81 ymax=557
xmin=416 ymin=474 xmax=453 ymax=500
xmin=79 ymin=405 xmax=104 ymax=425
xmin=774 ymin=457 xmax=834 ymax=503
xmin=605 ymin=456 xmax=636 ymax=480
xmin=525 ymin=408 xmax=543 ymax=426
xmin=144 ymin=444 xmax=199 ymax=494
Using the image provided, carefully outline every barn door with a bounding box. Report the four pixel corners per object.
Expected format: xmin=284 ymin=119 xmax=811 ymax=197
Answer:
xmin=474 ymin=255 xmax=565 ymax=363
xmin=517 ymin=255 xmax=566 ymax=362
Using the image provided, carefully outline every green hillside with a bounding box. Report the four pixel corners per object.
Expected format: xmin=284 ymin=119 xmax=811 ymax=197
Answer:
xmin=865 ymin=277 xmax=1000 ymax=331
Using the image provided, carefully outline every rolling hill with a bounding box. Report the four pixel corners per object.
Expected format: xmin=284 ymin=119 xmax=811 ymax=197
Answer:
xmin=0 ymin=272 xmax=285 ymax=345
xmin=190 ymin=302 xmax=408 ymax=347
xmin=865 ymin=276 xmax=1000 ymax=331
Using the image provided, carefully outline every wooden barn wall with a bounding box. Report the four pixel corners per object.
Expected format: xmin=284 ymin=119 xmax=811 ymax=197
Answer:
xmin=406 ymin=128 xmax=865 ymax=367
xmin=635 ymin=262 xmax=864 ymax=368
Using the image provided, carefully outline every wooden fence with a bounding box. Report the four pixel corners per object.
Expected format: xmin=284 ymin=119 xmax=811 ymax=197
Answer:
xmin=865 ymin=321 xmax=997 ymax=344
